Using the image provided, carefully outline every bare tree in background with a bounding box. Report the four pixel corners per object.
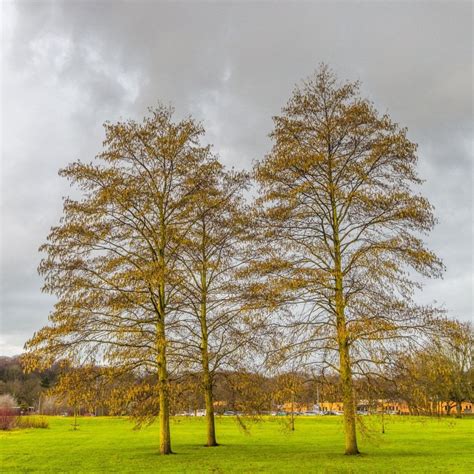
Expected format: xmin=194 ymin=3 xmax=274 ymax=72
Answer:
xmin=392 ymin=319 xmax=473 ymax=417
xmin=442 ymin=320 xmax=473 ymax=417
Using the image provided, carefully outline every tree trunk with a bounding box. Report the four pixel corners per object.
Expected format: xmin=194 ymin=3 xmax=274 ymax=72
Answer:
xmin=203 ymin=369 xmax=218 ymax=446
xmin=201 ymin=330 xmax=218 ymax=446
xmin=382 ymin=400 xmax=385 ymax=434
xmin=455 ymin=401 xmax=462 ymax=418
xmin=200 ymin=252 xmax=218 ymax=447
xmin=200 ymin=313 xmax=218 ymax=446
xmin=332 ymin=186 xmax=360 ymax=455
xmin=73 ymin=406 xmax=78 ymax=430
xmin=289 ymin=391 xmax=295 ymax=431
xmin=338 ymin=336 xmax=359 ymax=454
xmin=157 ymin=321 xmax=172 ymax=455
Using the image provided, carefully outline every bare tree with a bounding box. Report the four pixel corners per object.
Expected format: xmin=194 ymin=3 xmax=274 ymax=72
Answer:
xmin=176 ymin=162 xmax=254 ymax=446
xmin=392 ymin=320 xmax=473 ymax=417
xmin=252 ymin=65 xmax=443 ymax=454
xmin=438 ymin=320 xmax=473 ymax=417
xmin=24 ymin=105 xmax=214 ymax=454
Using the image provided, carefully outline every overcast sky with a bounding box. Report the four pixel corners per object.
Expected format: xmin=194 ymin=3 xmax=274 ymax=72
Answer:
xmin=1 ymin=1 xmax=472 ymax=356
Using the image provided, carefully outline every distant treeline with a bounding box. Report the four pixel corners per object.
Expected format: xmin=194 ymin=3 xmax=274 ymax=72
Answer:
xmin=1 ymin=353 xmax=471 ymax=418
xmin=0 ymin=356 xmax=59 ymax=409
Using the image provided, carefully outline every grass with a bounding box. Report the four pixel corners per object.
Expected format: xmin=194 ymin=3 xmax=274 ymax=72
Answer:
xmin=0 ymin=415 xmax=472 ymax=473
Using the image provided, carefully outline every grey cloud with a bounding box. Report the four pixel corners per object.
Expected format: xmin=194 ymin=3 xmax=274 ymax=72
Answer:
xmin=1 ymin=1 xmax=472 ymax=355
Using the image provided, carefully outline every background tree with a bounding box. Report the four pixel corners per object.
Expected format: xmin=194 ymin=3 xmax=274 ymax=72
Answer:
xmin=272 ymin=371 xmax=307 ymax=431
xmin=219 ymin=371 xmax=273 ymax=417
xmin=24 ymin=105 xmax=214 ymax=454
xmin=440 ymin=320 xmax=473 ymax=417
xmin=0 ymin=356 xmax=50 ymax=410
xmin=252 ymin=65 xmax=443 ymax=454
xmin=38 ymin=375 xmax=51 ymax=415
xmin=169 ymin=373 xmax=204 ymax=416
xmin=392 ymin=347 xmax=447 ymax=415
xmin=392 ymin=319 xmax=473 ymax=417
xmin=52 ymin=365 xmax=99 ymax=429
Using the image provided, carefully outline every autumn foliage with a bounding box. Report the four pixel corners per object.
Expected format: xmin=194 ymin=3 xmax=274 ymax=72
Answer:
xmin=23 ymin=66 xmax=453 ymax=456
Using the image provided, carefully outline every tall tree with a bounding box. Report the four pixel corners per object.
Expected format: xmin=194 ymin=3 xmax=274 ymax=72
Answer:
xmin=24 ymin=105 xmax=213 ymax=454
xmin=253 ymin=65 xmax=443 ymax=454
xmin=177 ymin=163 xmax=252 ymax=446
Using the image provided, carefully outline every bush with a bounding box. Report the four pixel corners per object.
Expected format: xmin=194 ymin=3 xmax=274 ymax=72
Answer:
xmin=0 ymin=393 xmax=17 ymax=409
xmin=17 ymin=415 xmax=49 ymax=429
xmin=0 ymin=394 xmax=18 ymax=430
xmin=0 ymin=407 xmax=17 ymax=430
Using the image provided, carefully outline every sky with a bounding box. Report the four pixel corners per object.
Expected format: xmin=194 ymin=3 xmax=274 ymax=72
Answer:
xmin=0 ymin=1 xmax=472 ymax=356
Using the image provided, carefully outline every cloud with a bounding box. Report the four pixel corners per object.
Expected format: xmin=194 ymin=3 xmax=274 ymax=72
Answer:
xmin=1 ymin=1 xmax=472 ymax=356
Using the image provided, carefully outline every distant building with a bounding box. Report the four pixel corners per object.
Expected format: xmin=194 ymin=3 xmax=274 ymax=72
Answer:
xmin=280 ymin=400 xmax=473 ymax=415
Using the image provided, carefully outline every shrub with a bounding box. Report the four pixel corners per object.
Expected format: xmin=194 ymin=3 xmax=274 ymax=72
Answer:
xmin=17 ymin=416 xmax=49 ymax=429
xmin=0 ymin=394 xmax=18 ymax=430
xmin=0 ymin=394 xmax=17 ymax=409
xmin=0 ymin=407 xmax=17 ymax=430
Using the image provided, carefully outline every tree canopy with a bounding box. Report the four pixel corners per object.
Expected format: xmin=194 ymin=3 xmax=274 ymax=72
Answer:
xmin=23 ymin=66 xmax=453 ymax=456
xmin=251 ymin=65 xmax=444 ymax=454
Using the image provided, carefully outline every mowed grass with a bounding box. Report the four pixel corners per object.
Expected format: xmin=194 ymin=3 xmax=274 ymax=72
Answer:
xmin=1 ymin=415 xmax=472 ymax=473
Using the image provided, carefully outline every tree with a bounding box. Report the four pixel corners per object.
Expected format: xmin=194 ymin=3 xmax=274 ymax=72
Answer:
xmin=24 ymin=105 xmax=214 ymax=454
xmin=272 ymin=371 xmax=307 ymax=431
xmin=217 ymin=370 xmax=273 ymax=417
xmin=52 ymin=365 xmax=99 ymax=429
xmin=38 ymin=375 xmax=51 ymax=416
xmin=440 ymin=320 xmax=473 ymax=417
xmin=0 ymin=356 xmax=47 ymax=409
xmin=176 ymin=163 xmax=251 ymax=446
xmin=393 ymin=345 xmax=448 ymax=415
xmin=392 ymin=320 xmax=473 ymax=417
xmin=252 ymin=65 xmax=443 ymax=454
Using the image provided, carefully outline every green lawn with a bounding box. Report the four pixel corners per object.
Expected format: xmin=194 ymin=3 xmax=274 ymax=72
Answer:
xmin=1 ymin=415 xmax=472 ymax=473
